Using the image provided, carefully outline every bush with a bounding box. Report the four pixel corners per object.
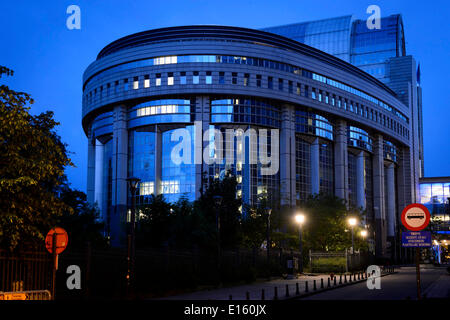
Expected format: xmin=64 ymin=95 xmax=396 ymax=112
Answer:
xmin=311 ymin=257 xmax=346 ymax=273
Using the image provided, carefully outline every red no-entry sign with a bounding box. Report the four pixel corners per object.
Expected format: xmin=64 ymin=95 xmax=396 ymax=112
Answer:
xmin=45 ymin=227 xmax=69 ymax=254
xmin=401 ymin=203 xmax=430 ymax=231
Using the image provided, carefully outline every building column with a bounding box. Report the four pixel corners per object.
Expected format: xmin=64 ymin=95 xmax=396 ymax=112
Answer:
xmin=373 ymin=134 xmax=387 ymax=258
xmin=310 ymin=138 xmax=320 ymax=195
xmin=356 ymin=151 xmax=366 ymax=210
xmin=154 ymin=125 xmax=162 ymax=196
xmin=87 ymin=126 xmax=96 ymax=205
xmin=111 ymin=104 xmax=128 ymax=247
xmin=386 ymin=163 xmax=396 ymax=238
xmin=280 ymin=105 xmax=296 ymax=207
xmin=94 ymin=139 xmax=104 ymax=217
xmin=195 ymin=96 xmax=210 ymax=199
xmin=334 ymin=120 xmax=348 ymax=203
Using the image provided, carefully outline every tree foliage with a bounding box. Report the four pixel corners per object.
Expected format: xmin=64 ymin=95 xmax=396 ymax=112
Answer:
xmin=0 ymin=66 xmax=73 ymax=250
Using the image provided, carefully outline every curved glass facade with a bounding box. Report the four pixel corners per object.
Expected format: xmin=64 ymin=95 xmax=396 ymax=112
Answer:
xmin=295 ymin=136 xmax=311 ymax=203
xmin=295 ymin=110 xmax=333 ymax=140
xmin=211 ymin=98 xmax=281 ymax=127
xmin=383 ymin=140 xmax=398 ymax=162
xmin=319 ymin=141 xmax=334 ymax=195
xmin=348 ymin=126 xmax=373 ymax=152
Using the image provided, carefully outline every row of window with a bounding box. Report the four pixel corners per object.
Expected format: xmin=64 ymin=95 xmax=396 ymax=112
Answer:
xmin=84 ymin=53 xmax=407 ymax=123
xmin=86 ymin=71 xmax=409 ymax=140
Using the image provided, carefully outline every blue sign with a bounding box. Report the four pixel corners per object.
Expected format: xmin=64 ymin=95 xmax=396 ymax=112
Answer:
xmin=401 ymin=231 xmax=432 ymax=247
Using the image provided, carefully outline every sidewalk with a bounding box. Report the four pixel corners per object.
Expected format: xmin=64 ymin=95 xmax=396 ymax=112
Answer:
xmin=159 ymin=273 xmax=356 ymax=300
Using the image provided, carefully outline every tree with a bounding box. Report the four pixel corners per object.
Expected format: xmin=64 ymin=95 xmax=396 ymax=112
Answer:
xmin=0 ymin=66 xmax=73 ymax=250
xmin=57 ymin=183 xmax=108 ymax=249
xmin=300 ymin=193 xmax=366 ymax=252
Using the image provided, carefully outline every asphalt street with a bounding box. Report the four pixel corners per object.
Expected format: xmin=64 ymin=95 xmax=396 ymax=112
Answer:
xmin=301 ymin=267 xmax=448 ymax=300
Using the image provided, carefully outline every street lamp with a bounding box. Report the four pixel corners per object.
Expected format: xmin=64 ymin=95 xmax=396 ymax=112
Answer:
xmin=348 ymin=217 xmax=358 ymax=254
xmin=213 ymin=195 xmax=223 ymax=277
xmin=126 ymin=176 xmax=140 ymax=296
xmin=295 ymin=213 xmax=306 ymax=273
xmin=360 ymin=229 xmax=368 ymax=238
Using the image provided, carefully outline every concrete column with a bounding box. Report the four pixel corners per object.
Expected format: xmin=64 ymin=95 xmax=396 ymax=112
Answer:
xmin=373 ymin=134 xmax=387 ymax=258
xmin=94 ymin=139 xmax=105 ymax=217
xmin=111 ymin=104 xmax=128 ymax=247
xmin=86 ymin=126 xmax=96 ymax=204
xmin=386 ymin=163 xmax=396 ymax=238
xmin=310 ymin=138 xmax=320 ymax=195
xmin=334 ymin=120 xmax=348 ymax=203
xmin=195 ymin=96 xmax=210 ymax=199
xmin=154 ymin=125 xmax=162 ymax=196
xmin=280 ymin=105 xmax=296 ymax=206
xmin=356 ymin=151 xmax=366 ymax=210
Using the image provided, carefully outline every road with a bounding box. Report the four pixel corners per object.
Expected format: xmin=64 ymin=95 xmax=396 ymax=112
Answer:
xmin=301 ymin=267 xmax=449 ymax=300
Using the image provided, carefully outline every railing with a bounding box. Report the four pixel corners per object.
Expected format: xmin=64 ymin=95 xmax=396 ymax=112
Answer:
xmin=0 ymin=290 xmax=51 ymax=300
xmin=0 ymin=250 xmax=53 ymax=293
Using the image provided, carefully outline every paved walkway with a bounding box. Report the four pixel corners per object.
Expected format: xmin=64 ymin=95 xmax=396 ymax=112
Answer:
xmin=422 ymin=272 xmax=450 ymax=298
xmin=159 ymin=273 xmax=358 ymax=300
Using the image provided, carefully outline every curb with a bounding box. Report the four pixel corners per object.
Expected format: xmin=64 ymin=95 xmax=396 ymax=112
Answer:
xmin=281 ymin=271 xmax=397 ymax=300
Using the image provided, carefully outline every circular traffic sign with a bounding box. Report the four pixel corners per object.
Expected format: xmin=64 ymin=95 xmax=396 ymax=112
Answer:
xmin=45 ymin=227 xmax=69 ymax=254
xmin=401 ymin=203 xmax=430 ymax=231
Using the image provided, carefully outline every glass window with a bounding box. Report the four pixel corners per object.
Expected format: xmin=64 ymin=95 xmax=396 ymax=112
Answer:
xmin=144 ymin=75 xmax=150 ymax=88
xmin=180 ymin=72 xmax=186 ymax=85
xmin=278 ymin=78 xmax=283 ymax=91
xmin=206 ymin=71 xmax=212 ymax=84
xmin=268 ymin=77 xmax=273 ymax=89
xmin=232 ymin=72 xmax=238 ymax=84
xmin=256 ymin=75 xmax=261 ymax=87
xmin=167 ymin=72 xmax=174 ymax=86
xmin=155 ymin=74 xmax=161 ymax=86
xmin=244 ymin=73 xmax=250 ymax=86
xmin=133 ymin=76 xmax=139 ymax=90
xmin=193 ymin=71 xmax=199 ymax=84
xmin=219 ymin=72 xmax=225 ymax=84
xmin=123 ymin=78 xmax=129 ymax=91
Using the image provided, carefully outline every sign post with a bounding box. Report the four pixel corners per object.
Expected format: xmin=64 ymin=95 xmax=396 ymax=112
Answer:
xmin=45 ymin=227 xmax=69 ymax=300
xmin=400 ymin=204 xmax=431 ymax=300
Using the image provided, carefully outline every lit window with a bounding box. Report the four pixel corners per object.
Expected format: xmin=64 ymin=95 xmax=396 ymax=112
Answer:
xmin=133 ymin=76 xmax=139 ymax=90
xmin=156 ymin=74 xmax=161 ymax=86
xmin=206 ymin=71 xmax=212 ymax=84
xmin=168 ymin=72 xmax=174 ymax=86
xmin=139 ymin=182 xmax=154 ymax=195
xmin=144 ymin=75 xmax=150 ymax=88
xmin=180 ymin=72 xmax=186 ymax=85
xmin=193 ymin=71 xmax=199 ymax=84
xmin=244 ymin=73 xmax=250 ymax=86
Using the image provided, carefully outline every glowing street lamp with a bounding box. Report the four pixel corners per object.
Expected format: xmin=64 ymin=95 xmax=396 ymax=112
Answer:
xmin=360 ymin=229 xmax=368 ymax=238
xmin=347 ymin=217 xmax=358 ymax=253
xmin=295 ymin=213 xmax=306 ymax=273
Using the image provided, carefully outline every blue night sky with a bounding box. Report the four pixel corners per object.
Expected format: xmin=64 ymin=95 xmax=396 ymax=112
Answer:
xmin=1 ymin=0 xmax=449 ymax=192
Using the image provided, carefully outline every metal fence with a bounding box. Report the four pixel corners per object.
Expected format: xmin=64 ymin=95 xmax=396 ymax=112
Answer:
xmin=0 ymin=250 xmax=53 ymax=294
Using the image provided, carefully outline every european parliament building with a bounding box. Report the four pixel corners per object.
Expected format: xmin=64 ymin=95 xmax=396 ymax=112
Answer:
xmin=83 ymin=15 xmax=423 ymax=260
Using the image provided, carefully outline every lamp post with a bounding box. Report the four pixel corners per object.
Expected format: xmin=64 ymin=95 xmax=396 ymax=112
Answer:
xmin=295 ymin=213 xmax=306 ymax=273
xmin=264 ymin=207 xmax=272 ymax=263
xmin=348 ymin=217 xmax=358 ymax=254
xmin=213 ymin=195 xmax=223 ymax=277
xmin=126 ymin=176 xmax=140 ymax=297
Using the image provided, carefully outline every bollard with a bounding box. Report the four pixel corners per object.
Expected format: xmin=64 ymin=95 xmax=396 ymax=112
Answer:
xmin=246 ymin=291 xmax=250 ymax=300
xmin=334 ymin=276 xmax=337 ymax=286
xmin=328 ymin=277 xmax=331 ymax=288
xmin=305 ymin=281 xmax=309 ymax=293
xmin=261 ymin=289 xmax=265 ymax=300
xmin=296 ymin=282 xmax=300 ymax=295
xmin=285 ymin=284 xmax=290 ymax=297
xmin=320 ymin=278 xmax=324 ymax=289
xmin=358 ymin=273 xmax=361 ymax=280
xmin=349 ymin=274 xmax=352 ymax=282
xmin=344 ymin=274 xmax=347 ymax=283
xmin=274 ymin=287 xmax=278 ymax=300
xmin=339 ymin=274 xmax=342 ymax=284
xmin=313 ymin=279 xmax=317 ymax=291
xmin=229 ymin=295 xmax=232 ymax=300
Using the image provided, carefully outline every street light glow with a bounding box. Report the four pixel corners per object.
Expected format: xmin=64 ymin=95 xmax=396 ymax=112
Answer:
xmin=295 ymin=213 xmax=305 ymax=224
xmin=360 ymin=230 xmax=368 ymax=238
xmin=348 ymin=217 xmax=357 ymax=226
